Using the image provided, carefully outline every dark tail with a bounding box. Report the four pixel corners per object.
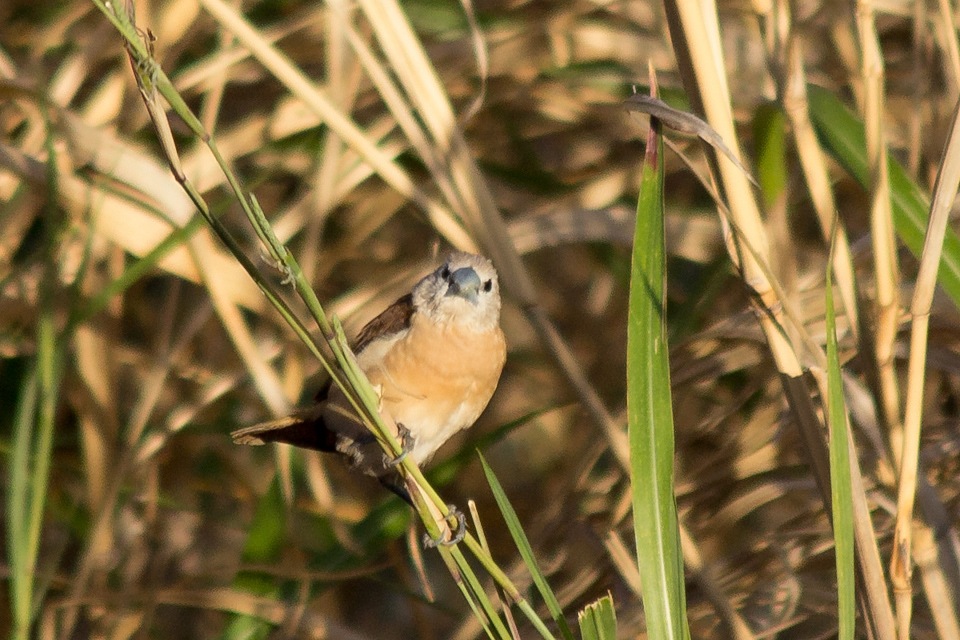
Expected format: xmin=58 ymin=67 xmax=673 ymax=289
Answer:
xmin=231 ymin=412 xmax=337 ymax=452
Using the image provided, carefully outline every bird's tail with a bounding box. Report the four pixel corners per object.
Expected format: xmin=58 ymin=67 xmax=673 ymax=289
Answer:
xmin=231 ymin=412 xmax=337 ymax=452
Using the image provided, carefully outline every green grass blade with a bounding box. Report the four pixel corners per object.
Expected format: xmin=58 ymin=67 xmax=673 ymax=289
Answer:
xmin=452 ymin=578 xmax=500 ymax=640
xmin=825 ymin=245 xmax=856 ymax=639
xmin=446 ymin=546 xmax=513 ymax=640
xmin=6 ymin=316 xmax=62 ymax=640
xmin=7 ymin=128 xmax=69 ymax=640
xmin=8 ymin=366 xmax=39 ymax=640
xmin=479 ymin=454 xmax=571 ymax=640
xmin=627 ymin=112 xmax=690 ymax=640
xmin=807 ymin=84 xmax=960 ymax=308
xmin=74 ymin=215 xmax=205 ymax=326
xmin=752 ymin=104 xmax=788 ymax=209
xmin=577 ymin=595 xmax=617 ymax=640
xmin=26 ymin=309 xmax=59 ymax=579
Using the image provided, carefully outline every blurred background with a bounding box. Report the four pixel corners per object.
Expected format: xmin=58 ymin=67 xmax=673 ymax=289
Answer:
xmin=2 ymin=0 xmax=960 ymax=638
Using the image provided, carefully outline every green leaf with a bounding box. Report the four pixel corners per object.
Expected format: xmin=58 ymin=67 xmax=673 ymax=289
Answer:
xmin=480 ymin=454 xmax=573 ymax=640
xmin=752 ymin=104 xmax=788 ymax=208
xmin=577 ymin=595 xmax=617 ymax=640
xmin=626 ymin=109 xmax=690 ymax=639
xmin=807 ymin=84 xmax=960 ymax=309
xmin=825 ymin=241 xmax=857 ymax=639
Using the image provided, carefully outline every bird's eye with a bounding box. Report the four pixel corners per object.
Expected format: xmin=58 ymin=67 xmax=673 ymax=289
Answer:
xmin=440 ymin=266 xmax=451 ymax=279
xmin=483 ymin=279 xmax=493 ymax=292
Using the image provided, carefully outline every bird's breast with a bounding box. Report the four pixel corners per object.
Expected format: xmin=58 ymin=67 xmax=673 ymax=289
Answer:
xmin=363 ymin=314 xmax=506 ymax=464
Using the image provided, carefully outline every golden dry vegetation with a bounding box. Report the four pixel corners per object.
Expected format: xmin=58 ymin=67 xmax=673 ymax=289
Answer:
xmin=2 ymin=0 xmax=960 ymax=638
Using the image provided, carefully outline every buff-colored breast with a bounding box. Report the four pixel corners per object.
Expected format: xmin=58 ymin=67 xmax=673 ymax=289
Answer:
xmin=363 ymin=313 xmax=506 ymax=465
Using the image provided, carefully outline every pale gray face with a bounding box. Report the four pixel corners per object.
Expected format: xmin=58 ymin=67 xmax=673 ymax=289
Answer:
xmin=411 ymin=252 xmax=501 ymax=331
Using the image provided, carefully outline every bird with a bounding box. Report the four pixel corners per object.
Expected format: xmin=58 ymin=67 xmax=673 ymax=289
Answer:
xmin=231 ymin=251 xmax=506 ymax=519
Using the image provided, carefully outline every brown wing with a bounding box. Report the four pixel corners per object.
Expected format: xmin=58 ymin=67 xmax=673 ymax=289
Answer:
xmin=306 ymin=293 xmax=413 ymax=403
xmin=353 ymin=293 xmax=414 ymax=353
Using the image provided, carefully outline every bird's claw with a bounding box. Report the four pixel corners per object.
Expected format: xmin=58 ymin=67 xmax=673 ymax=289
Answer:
xmin=422 ymin=505 xmax=467 ymax=548
xmin=383 ymin=423 xmax=414 ymax=468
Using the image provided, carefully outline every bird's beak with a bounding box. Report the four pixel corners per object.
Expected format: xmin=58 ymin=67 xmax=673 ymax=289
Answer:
xmin=446 ymin=267 xmax=482 ymax=303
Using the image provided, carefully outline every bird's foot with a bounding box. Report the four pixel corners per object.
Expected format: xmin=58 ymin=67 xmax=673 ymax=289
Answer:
xmin=383 ymin=423 xmax=414 ymax=468
xmin=422 ymin=504 xmax=467 ymax=548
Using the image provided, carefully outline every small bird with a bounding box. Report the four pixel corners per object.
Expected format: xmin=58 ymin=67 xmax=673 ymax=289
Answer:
xmin=232 ymin=251 xmax=506 ymax=510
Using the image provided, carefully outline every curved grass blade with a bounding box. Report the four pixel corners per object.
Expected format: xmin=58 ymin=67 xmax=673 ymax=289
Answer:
xmin=479 ymin=454 xmax=571 ymax=640
xmin=625 ymin=93 xmax=758 ymax=188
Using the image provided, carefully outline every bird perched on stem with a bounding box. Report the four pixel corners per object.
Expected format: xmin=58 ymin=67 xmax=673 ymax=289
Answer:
xmin=232 ymin=252 xmax=506 ymax=543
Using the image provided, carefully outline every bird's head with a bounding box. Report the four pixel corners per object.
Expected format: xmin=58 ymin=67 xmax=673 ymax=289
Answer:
xmin=412 ymin=252 xmax=501 ymax=331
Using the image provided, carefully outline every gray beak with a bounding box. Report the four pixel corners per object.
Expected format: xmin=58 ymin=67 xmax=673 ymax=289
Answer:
xmin=446 ymin=267 xmax=482 ymax=303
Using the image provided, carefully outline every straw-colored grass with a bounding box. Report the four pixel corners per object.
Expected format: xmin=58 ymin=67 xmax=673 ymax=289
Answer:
xmin=3 ymin=0 xmax=960 ymax=638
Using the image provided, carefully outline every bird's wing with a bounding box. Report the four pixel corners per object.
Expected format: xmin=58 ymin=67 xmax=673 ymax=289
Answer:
xmin=353 ymin=293 xmax=415 ymax=354
xmin=305 ymin=293 xmax=413 ymax=403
